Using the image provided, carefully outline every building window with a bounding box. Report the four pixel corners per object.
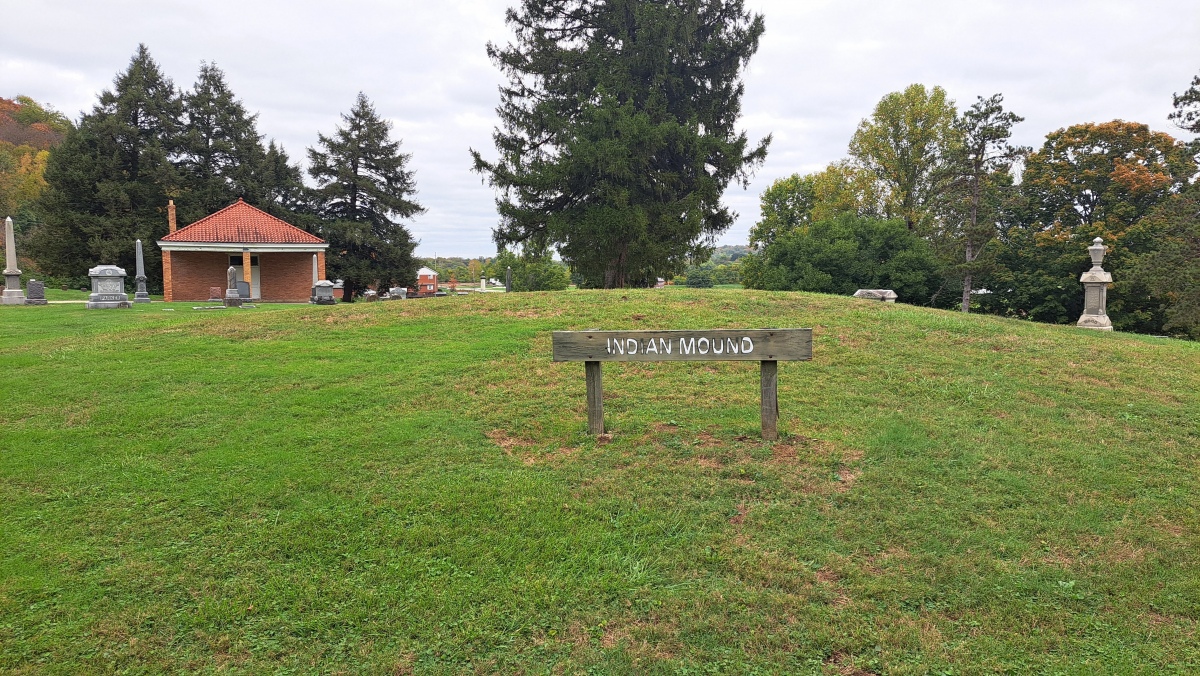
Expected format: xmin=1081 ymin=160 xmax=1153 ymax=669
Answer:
xmin=229 ymin=255 xmax=259 ymax=266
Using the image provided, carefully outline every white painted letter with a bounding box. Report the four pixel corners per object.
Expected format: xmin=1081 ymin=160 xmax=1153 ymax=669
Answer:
xmin=742 ymin=337 xmax=754 ymax=353
xmin=614 ymin=339 xmax=625 ymax=355
xmin=681 ymin=338 xmax=695 ymax=355
xmin=698 ymin=337 xmax=710 ymax=354
xmin=646 ymin=339 xmax=659 ymax=354
xmin=660 ymin=338 xmax=671 ymax=354
xmin=713 ymin=336 xmax=725 ymax=354
xmin=627 ymin=338 xmax=638 ymax=355
xmin=727 ymin=338 xmax=740 ymax=354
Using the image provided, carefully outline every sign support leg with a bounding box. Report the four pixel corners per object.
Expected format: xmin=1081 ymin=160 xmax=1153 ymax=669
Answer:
xmin=760 ymin=360 xmax=778 ymax=441
xmin=586 ymin=360 xmax=604 ymax=434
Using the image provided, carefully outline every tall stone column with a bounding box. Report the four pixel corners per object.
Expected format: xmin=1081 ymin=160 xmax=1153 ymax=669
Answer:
xmin=1077 ymin=237 xmax=1113 ymax=331
xmin=133 ymin=239 xmax=151 ymax=303
xmin=2 ymin=217 xmax=26 ymax=305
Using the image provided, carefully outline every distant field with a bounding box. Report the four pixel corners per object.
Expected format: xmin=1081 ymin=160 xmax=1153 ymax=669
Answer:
xmin=1 ymin=291 xmax=1197 ymax=673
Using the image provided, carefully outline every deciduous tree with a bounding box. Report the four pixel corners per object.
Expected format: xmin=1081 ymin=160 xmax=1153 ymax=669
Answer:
xmin=749 ymin=160 xmax=882 ymax=247
xmin=471 ymin=0 xmax=770 ymax=288
xmin=849 ymin=84 xmax=959 ymax=233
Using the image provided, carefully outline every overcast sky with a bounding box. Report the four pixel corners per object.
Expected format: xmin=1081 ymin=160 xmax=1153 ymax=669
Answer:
xmin=4 ymin=0 xmax=1199 ymax=257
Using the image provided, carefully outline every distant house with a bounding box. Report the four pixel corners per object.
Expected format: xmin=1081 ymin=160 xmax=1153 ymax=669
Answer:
xmin=157 ymin=199 xmax=328 ymax=302
xmin=417 ymin=267 xmax=438 ymax=293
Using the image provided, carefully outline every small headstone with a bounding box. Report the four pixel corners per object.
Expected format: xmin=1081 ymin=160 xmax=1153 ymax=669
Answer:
xmin=388 ymin=286 xmax=407 ymax=300
xmin=86 ymin=265 xmax=131 ymax=309
xmin=208 ymin=286 xmax=223 ymax=302
xmin=853 ymin=289 xmax=898 ymax=303
xmin=223 ymin=266 xmax=242 ymax=308
xmin=312 ymin=280 xmax=336 ymax=305
xmin=364 ymin=289 xmax=379 ymax=302
xmin=24 ymin=279 xmax=47 ymax=305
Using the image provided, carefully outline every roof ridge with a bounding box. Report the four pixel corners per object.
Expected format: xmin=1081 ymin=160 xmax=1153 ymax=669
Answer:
xmin=160 ymin=200 xmax=324 ymax=245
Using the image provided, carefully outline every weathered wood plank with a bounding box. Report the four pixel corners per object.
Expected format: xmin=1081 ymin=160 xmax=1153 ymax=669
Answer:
xmin=552 ymin=329 xmax=812 ymax=362
xmin=585 ymin=360 xmax=604 ymax=434
xmin=760 ymin=360 xmax=778 ymax=441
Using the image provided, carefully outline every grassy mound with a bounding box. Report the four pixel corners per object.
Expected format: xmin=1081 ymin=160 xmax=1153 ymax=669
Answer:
xmin=1 ymin=290 xmax=1197 ymax=673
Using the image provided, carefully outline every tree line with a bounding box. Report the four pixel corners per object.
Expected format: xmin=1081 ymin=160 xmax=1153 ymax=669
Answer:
xmin=741 ymin=81 xmax=1200 ymax=339
xmin=19 ymin=45 xmax=422 ymax=301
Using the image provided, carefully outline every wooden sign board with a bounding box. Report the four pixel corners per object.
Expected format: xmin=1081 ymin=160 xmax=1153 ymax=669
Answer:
xmin=552 ymin=329 xmax=812 ymax=440
xmin=552 ymin=329 xmax=812 ymax=362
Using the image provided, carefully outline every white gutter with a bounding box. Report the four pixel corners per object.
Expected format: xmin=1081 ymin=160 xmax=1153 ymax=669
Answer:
xmin=156 ymin=241 xmax=328 ymax=252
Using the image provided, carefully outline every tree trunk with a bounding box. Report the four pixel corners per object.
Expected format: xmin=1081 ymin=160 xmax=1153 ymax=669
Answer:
xmin=961 ymin=273 xmax=971 ymax=313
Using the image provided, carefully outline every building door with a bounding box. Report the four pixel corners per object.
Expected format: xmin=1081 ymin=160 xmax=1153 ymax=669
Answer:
xmin=229 ymin=255 xmax=261 ymax=299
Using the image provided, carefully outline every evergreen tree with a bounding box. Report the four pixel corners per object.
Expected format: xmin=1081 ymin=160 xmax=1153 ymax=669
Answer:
xmin=941 ymin=94 xmax=1028 ymax=312
xmin=308 ymin=93 xmax=423 ymax=301
xmin=29 ymin=44 xmax=182 ymax=286
xmin=471 ymin=0 xmax=770 ymax=288
xmin=177 ymin=63 xmax=305 ymax=222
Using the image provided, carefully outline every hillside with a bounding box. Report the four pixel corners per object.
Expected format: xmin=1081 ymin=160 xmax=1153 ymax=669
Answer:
xmin=1 ymin=290 xmax=1197 ymax=672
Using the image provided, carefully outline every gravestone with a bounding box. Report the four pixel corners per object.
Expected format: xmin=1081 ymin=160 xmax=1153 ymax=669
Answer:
xmin=388 ymin=286 xmax=407 ymax=300
xmin=312 ymin=280 xmax=336 ymax=305
xmin=86 ymin=265 xmax=131 ymax=309
xmin=2 ymin=216 xmax=25 ymax=305
xmin=132 ymin=239 xmax=151 ymax=303
xmin=364 ymin=290 xmax=379 ymax=302
xmin=853 ymin=289 xmax=898 ymax=303
xmin=24 ymin=279 xmax=47 ymax=305
xmin=1077 ymin=237 xmax=1113 ymax=331
xmin=208 ymin=286 xmax=223 ymax=302
xmin=223 ymin=266 xmax=242 ymax=308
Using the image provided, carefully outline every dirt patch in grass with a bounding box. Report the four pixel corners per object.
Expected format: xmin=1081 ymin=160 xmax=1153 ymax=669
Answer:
xmin=825 ymin=650 xmax=879 ymax=675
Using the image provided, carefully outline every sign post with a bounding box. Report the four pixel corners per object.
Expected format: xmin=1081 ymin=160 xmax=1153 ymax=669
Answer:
xmin=552 ymin=329 xmax=812 ymax=440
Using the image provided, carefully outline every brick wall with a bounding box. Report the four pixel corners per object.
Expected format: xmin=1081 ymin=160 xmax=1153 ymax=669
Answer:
xmin=260 ymin=252 xmax=317 ymax=302
xmin=165 ymin=251 xmax=321 ymax=302
xmin=166 ymin=252 xmax=229 ymax=301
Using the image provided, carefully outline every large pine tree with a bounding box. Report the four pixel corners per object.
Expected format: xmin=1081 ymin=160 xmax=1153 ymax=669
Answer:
xmin=177 ymin=63 xmax=304 ymax=222
xmin=471 ymin=0 xmax=770 ymax=288
xmin=30 ymin=44 xmax=181 ymax=284
xmin=307 ymin=93 xmax=423 ymax=301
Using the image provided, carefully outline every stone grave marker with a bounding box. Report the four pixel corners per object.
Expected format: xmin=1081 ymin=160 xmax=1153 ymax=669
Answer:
xmin=86 ymin=265 xmax=131 ymax=309
xmin=24 ymin=280 xmax=47 ymax=305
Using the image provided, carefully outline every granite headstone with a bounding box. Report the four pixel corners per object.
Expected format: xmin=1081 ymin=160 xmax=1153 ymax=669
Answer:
xmin=24 ymin=279 xmax=47 ymax=305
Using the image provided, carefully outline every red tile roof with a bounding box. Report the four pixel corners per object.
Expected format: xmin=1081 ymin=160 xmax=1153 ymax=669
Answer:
xmin=161 ymin=199 xmax=324 ymax=244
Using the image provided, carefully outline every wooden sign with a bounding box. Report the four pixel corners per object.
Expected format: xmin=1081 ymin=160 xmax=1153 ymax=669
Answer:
xmin=552 ymin=329 xmax=812 ymax=440
xmin=552 ymin=329 xmax=812 ymax=362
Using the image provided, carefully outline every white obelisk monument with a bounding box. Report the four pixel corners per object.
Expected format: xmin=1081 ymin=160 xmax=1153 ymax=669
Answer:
xmin=2 ymin=217 xmax=26 ymax=305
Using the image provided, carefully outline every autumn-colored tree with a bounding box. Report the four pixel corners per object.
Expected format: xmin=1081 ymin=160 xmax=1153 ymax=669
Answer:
xmin=849 ymin=84 xmax=960 ymax=233
xmin=467 ymin=258 xmax=483 ymax=283
xmin=982 ymin=121 xmax=1195 ymax=331
xmin=0 ymin=97 xmax=71 ymax=232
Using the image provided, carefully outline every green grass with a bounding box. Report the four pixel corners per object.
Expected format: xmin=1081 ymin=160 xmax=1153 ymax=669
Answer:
xmin=1 ymin=291 xmax=1198 ymax=674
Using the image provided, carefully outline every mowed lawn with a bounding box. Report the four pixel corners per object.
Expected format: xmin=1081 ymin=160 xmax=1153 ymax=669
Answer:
xmin=1 ymin=290 xmax=1197 ymax=674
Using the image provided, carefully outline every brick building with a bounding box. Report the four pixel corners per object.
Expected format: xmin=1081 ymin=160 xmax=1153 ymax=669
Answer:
xmin=157 ymin=199 xmax=328 ymax=302
xmin=417 ymin=266 xmax=439 ymax=294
